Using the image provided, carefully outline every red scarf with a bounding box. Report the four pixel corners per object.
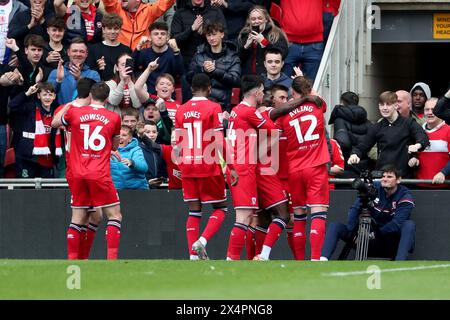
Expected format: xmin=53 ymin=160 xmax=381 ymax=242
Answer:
xmin=32 ymin=107 xmax=62 ymax=157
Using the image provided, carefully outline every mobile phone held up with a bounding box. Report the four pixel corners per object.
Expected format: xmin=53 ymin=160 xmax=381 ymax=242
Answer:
xmin=252 ymin=25 xmax=260 ymax=33
xmin=125 ymin=58 xmax=134 ymax=74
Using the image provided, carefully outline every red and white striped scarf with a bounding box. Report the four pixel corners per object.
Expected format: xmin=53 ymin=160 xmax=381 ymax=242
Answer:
xmin=32 ymin=107 xmax=62 ymax=156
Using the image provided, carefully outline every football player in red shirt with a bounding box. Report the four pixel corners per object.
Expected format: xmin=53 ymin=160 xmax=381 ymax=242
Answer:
xmin=52 ymin=82 xmax=123 ymax=260
xmin=277 ymin=76 xmax=330 ymax=260
xmin=175 ymin=73 xmax=238 ymax=260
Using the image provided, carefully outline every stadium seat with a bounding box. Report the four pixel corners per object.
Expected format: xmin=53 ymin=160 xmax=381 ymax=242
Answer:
xmin=3 ymin=147 xmax=16 ymax=178
xmin=270 ymin=3 xmax=283 ymax=27
xmin=175 ymin=87 xmax=182 ymax=104
xmin=230 ymin=88 xmax=240 ymax=107
xmin=6 ymin=123 xmax=11 ymax=149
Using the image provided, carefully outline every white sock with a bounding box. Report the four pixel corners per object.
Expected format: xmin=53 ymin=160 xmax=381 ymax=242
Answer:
xmin=190 ymin=255 xmax=199 ymax=260
xmin=260 ymin=245 xmax=271 ymax=260
xmin=199 ymin=236 xmax=207 ymax=247
xmin=226 ymin=257 xmax=233 ymax=261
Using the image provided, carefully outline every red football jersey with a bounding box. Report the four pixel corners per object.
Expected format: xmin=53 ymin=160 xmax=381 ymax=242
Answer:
xmin=227 ymin=102 xmax=276 ymax=175
xmin=278 ymin=99 xmax=330 ymax=173
xmin=161 ymin=144 xmax=182 ymax=190
xmin=174 ymin=97 xmax=223 ymax=178
xmin=417 ymin=122 xmax=450 ymax=188
xmin=62 ymin=104 xmax=121 ymax=178
xmin=257 ymin=107 xmax=282 ymax=176
xmin=150 ymin=94 xmax=180 ymax=122
xmin=329 ymin=138 xmax=345 ymax=190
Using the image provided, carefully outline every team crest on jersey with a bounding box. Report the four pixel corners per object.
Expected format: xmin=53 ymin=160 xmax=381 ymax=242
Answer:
xmin=251 ymin=197 xmax=257 ymax=205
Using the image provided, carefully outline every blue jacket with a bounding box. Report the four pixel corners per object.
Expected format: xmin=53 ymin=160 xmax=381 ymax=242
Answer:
xmin=110 ymin=138 xmax=149 ymax=190
xmin=346 ymin=181 xmax=414 ymax=235
xmin=48 ymin=63 xmax=100 ymax=104
xmin=262 ymin=72 xmax=293 ymax=94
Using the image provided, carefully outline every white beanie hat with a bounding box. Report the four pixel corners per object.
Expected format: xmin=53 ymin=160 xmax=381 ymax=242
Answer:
xmin=410 ymin=82 xmax=431 ymax=100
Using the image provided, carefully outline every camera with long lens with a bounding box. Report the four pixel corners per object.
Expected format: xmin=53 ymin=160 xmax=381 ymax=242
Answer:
xmin=351 ymin=170 xmax=380 ymax=206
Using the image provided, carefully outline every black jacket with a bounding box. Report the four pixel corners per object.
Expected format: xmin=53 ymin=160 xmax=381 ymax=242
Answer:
xmin=222 ymin=0 xmax=260 ymax=41
xmin=351 ymin=114 xmax=430 ymax=178
xmin=329 ymin=104 xmax=373 ymax=173
xmin=433 ymin=95 xmax=450 ymax=124
xmin=64 ymin=5 xmax=103 ymax=45
xmin=139 ymin=135 xmax=167 ymax=187
xmin=237 ymin=23 xmax=288 ymax=76
xmin=187 ymin=41 xmax=241 ymax=112
xmin=171 ymin=1 xmax=227 ymax=68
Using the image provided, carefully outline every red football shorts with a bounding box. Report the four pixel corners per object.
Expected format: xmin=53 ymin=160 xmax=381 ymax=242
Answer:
xmin=69 ymin=177 xmax=120 ymax=209
xmin=256 ymin=171 xmax=288 ymax=210
xmin=227 ymin=170 xmax=259 ymax=210
xmin=182 ymin=174 xmax=227 ymax=204
xmin=289 ymin=164 xmax=330 ymax=209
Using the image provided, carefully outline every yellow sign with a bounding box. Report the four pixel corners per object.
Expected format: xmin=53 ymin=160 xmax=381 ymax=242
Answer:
xmin=434 ymin=13 xmax=450 ymax=39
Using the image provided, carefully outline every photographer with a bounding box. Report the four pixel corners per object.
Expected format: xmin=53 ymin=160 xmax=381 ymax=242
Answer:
xmin=320 ymin=165 xmax=416 ymax=261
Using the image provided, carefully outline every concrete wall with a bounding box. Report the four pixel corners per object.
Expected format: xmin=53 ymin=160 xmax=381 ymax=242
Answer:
xmin=0 ymin=189 xmax=448 ymax=260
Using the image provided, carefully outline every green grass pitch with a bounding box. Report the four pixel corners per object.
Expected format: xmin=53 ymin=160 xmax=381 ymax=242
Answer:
xmin=1 ymin=260 xmax=449 ymax=299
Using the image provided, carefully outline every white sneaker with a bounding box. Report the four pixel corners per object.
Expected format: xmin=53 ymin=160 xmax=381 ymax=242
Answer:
xmin=192 ymin=240 xmax=209 ymax=260
xmin=319 ymin=256 xmax=329 ymax=261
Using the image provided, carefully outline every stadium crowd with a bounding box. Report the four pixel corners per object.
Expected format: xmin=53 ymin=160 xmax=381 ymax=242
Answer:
xmin=1 ymin=0 xmax=450 ymax=261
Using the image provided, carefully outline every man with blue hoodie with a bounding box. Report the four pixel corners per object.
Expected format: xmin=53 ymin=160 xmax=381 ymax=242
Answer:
xmin=110 ymin=124 xmax=149 ymax=190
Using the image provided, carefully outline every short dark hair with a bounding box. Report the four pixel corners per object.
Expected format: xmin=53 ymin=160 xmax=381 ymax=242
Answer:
xmin=121 ymin=125 xmax=133 ymax=136
xmin=37 ymin=82 xmax=55 ymax=94
xmin=381 ymin=165 xmax=401 ymax=178
xmin=24 ymin=34 xmax=45 ymax=49
xmin=144 ymin=120 xmax=157 ymax=126
xmin=204 ymin=21 xmax=225 ymax=35
xmin=191 ymin=73 xmax=211 ymax=92
xmin=264 ymin=47 xmax=283 ymax=60
xmin=270 ymin=84 xmax=289 ymax=96
xmin=102 ymin=13 xmax=123 ymax=28
xmin=292 ymin=76 xmax=312 ymax=96
xmin=77 ymin=78 xmax=96 ymax=99
xmin=241 ymin=75 xmax=264 ymax=96
xmin=47 ymin=16 xmax=66 ymax=30
xmin=90 ymin=82 xmax=110 ymax=101
xmin=150 ymin=21 xmax=169 ymax=32
xmin=122 ymin=108 xmax=139 ymax=120
xmin=142 ymin=98 xmax=157 ymax=109
xmin=69 ymin=37 xmax=87 ymax=49
xmin=341 ymin=91 xmax=359 ymax=106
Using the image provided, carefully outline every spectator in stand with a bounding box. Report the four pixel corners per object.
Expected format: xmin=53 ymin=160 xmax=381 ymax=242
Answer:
xmin=171 ymin=0 xmax=227 ymax=102
xmin=433 ymin=87 xmax=450 ymax=124
xmin=0 ymin=0 xmax=28 ymax=65
xmin=7 ymin=0 xmax=55 ymax=50
xmin=42 ymin=16 xmax=68 ymax=70
xmin=54 ymin=0 xmax=103 ymax=45
xmin=8 ymin=82 xmax=60 ymax=178
xmin=48 ymin=37 xmax=100 ymax=104
xmin=328 ymin=138 xmax=344 ymax=190
xmin=140 ymin=97 xmax=172 ymax=145
xmin=136 ymin=120 xmax=167 ymax=188
xmin=323 ymin=0 xmax=341 ymax=44
xmin=187 ymin=21 xmax=240 ymax=112
xmin=396 ymin=89 xmax=425 ymax=125
xmin=105 ymin=53 xmax=142 ymax=115
xmin=144 ymin=0 xmax=176 ymax=33
xmin=102 ymin=0 xmax=175 ymax=50
xmin=410 ymin=82 xmax=431 ymax=120
xmin=281 ymin=0 xmax=324 ymax=82
xmin=86 ymin=13 xmax=132 ymax=81
xmin=133 ymin=21 xmax=183 ymax=95
xmin=135 ymin=72 xmax=180 ymax=122
xmin=328 ymin=91 xmax=374 ymax=177
xmin=210 ymin=0 xmax=260 ymax=42
xmin=110 ymin=124 xmax=149 ymax=190
xmin=121 ymin=107 xmax=140 ymax=135
xmin=4 ymin=36 xmax=45 ymax=90
xmin=0 ymin=65 xmax=24 ymax=177
xmin=348 ymin=91 xmax=430 ymax=178
xmin=261 ymin=47 xmax=302 ymax=96
xmin=237 ymin=5 xmax=288 ymax=77
xmin=408 ymin=98 xmax=450 ymax=188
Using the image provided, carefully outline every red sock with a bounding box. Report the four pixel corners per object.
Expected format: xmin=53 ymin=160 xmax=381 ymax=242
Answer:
xmin=201 ymin=208 xmax=226 ymax=241
xmin=262 ymin=218 xmax=286 ymax=249
xmin=78 ymin=226 xmax=87 ymax=259
xmin=226 ymin=223 xmax=247 ymax=260
xmin=79 ymin=223 xmax=98 ymax=260
xmin=106 ymin=220 xmax=121 ymax=260
xmin=310 ymin=214 xmax=327 ymax=260
xmin=67 ymin=223 xmax=82 ymax=260
xmin=293 ymin=214 xmax=307 ymax=260
xmin=286 ymin=227 xmax=295 ymax=258
xmin=245 ymin=226 xmax=256 ymax=260
xmin=186 ymin=211 xmax=201 ymax=256
xmin=254 ymin=226 xmax=267 ymax=255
